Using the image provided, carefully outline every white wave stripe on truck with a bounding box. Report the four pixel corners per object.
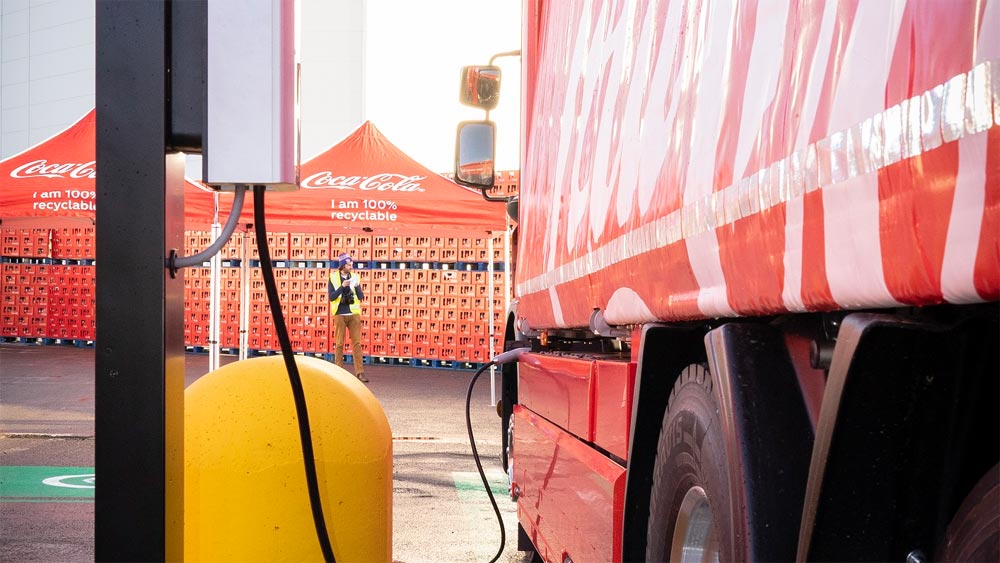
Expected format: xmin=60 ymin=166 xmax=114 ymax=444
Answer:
xmin=819 ymin=1 xmax=908 ymax=310
xmin=517 ymin=61 xmax=999 ymax=311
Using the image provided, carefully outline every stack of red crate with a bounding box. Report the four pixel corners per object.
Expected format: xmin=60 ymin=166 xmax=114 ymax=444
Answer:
xmin=247 ymin=232 xmax=289 ymax=260
xmin=458 ymin=235 xmax=492 ymax=264
xmin=250 ymin=266 xmax=281 ymax=351
xmin=289 ymin=233 xmax=330 ymax=262
xmin=16 ymin=264 xmax=48 ymax=339
xmin=491 ymin=234 xmax=505 ymax=263
xmin=4 ymin=213 xmax=514 ymax=366
xmin=182 ymin=232 xmax=212 ymax=346
xmin=246 ymin=266 xmax=267 ymax=351
xmin=385 ymin=269 xmax=415 ymax=358
xmin=0 ymin=227 xmax=98 ymax=342
xmin=494 ymin=272 xmax=508 ymax=355
xmin=0 ymin=229 xmax=49 ymax=339
xmin=219 ymin=234 xmax=244 ymax=349
xmin=221 ymin=231 xmax=243 ymax=260
xmin=371 ymin=234 xmax=401 ymax=263
xmin=247 ymin=263 xmax=333 ymax=354
xmin=485 ymin=170 xmax=520 ymax=199
xmin=0 ymin=226 xmax=513 ymax=365
xmin=216 ymin=266 xmax=242 ymax=348
xmin=47 ymin=263 xmax=95 ymax=341
xmin=1 ymin=262 xmax=21 ymax=337
xmin=1 ymin=228 xmax=51 ymax=258
xmin=330 ymin=233 xmax=372 ymax=263
xmin=1 ymin=230 xmax=18 ymax=257
xmin=307 ymin=266 xmax=332 ymax=353
xmin=0 ymin=226 xmax=513 ymax=363
xmin=52 ymin=227 xmax=95 ymax=259
xmin=401 ymin=235 xmax=431 ymax=262
xmin=438 ymin=270 xmax=460 ymax=361
xmin=179 ymin=231 xmax=243 ymax=348
xmin=283 ymin=267 xmax=305 ymax=351
xmin=283 ymin=265 xmax=331 ymax=354
xmin=366 ymin=268 xmax=388 ymax=358
xmin=427 ymin=236 xmax=459 ymax=263
xmin=410 ymin=270 xmax=431 ymax=360
xmin=503 ymin=170 xmax=520 ymax=197
xmin=17 ymin=229 xmax=51 ymax=258
xmin=454 ymin=271 xmax=477 ymax=362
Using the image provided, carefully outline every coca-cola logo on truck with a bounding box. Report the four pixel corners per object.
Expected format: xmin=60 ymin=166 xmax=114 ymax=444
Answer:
xmin=301 ymin=171 xmax=426 ymax=192
xmin=10 ymin=160 xmax=97 ymax=180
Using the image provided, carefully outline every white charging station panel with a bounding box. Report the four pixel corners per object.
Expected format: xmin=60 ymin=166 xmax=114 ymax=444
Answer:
xmin=205 ymin=0 xmax=300 ymax=191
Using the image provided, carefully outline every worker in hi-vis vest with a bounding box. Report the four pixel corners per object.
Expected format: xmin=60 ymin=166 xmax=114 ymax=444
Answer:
xmin=329 ymin=251 xmax=367 ymax=382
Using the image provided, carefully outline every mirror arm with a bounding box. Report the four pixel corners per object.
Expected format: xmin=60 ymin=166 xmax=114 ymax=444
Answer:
xmin=481 ymin=190 xmax=508 ymax=203
xmin=489 ymin=50 xmax=521 ymax=66
xmin=485 ymin=51 xmax=520 ymax=121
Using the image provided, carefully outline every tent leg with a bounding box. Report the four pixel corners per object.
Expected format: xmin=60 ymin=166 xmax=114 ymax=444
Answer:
xmin=240 ymin=231 xmax=250 ymax=361
xmin=209 ymin=221 xmax=221 ymax=371
xmin=488 ymin=233 xmax=496 ymax=406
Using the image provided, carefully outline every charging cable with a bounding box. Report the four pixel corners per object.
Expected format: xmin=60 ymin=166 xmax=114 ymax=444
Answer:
xmin=466 ymin=347 xmax=531 ymax=563
xmin=168 ymin=184 xmax=246 ymax=276
xmin=254 ymin=186 xmax=337 ymax=563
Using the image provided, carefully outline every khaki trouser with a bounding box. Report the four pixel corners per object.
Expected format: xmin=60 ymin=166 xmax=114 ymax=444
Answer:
xmin=333 ymin=313 xmax=364 ymax=375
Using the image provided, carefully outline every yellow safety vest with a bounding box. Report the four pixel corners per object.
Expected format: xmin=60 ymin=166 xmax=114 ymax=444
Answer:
xmin=330 ymin=270 xmax=362 ymax=315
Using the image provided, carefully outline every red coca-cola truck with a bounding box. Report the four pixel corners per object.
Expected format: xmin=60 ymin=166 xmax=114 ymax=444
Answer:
xmin=456 ymin=1 xmax=998 ymax=562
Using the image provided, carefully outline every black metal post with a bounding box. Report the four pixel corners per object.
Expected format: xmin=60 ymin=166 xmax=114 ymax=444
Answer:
xmin=95 ymin=1 xmax=185 ymax=560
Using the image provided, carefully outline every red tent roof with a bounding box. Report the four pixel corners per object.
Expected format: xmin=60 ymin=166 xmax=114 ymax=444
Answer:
xmin=220 ymin=120 xmax=506 ymax=233
xmin=0 ymin=109 xmax=217 ymax=229
xmin=0 ymin=113 xmax=506 ymax=235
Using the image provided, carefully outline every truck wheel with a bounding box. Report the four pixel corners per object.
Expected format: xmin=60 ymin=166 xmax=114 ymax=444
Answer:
xmin=646 ymin=364 xmax=742 ymax=562
xmin=939 ymin=463 xmax=999 ymax=562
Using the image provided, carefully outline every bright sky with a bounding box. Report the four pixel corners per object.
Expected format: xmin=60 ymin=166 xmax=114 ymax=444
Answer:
xmin=364 ymin=0 xmax=522 ymax=174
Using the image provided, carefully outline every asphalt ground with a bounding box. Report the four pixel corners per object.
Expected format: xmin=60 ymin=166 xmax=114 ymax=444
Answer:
xmin=0 ymin=343 xmax=533 ymax=563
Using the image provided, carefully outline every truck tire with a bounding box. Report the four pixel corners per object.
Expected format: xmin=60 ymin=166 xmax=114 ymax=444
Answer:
xmin=939 ymin=463 xmax=999 ymax=562
xmin=646 ymin=364 xmax=743 ymax=562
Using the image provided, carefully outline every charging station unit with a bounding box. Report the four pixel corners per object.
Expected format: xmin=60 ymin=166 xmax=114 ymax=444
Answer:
xmin=95 ymin=1 xmax=390 ymax=560
xmin=203 ymin=0 xmax=301 ymax=191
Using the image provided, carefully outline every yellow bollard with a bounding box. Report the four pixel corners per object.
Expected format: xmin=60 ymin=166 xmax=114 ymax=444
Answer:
xmin=184 ymin=356 xmax=391 ymax=562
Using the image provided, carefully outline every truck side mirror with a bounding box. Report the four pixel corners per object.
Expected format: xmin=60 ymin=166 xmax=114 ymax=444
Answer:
xmin=459 ymin=65 xmax=502 ymax=111
xmin=454 ymin=121 xmax=496 ymax=189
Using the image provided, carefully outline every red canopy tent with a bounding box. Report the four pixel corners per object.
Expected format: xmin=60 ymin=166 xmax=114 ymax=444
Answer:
xmin=218 ymin=120 xmax=506 ymax=234
xmin=0 ymin=109 xmax=218 ymax=229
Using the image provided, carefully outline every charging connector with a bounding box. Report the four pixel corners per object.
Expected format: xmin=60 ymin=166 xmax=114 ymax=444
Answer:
xmin=492 ymin=347 xmax=531 ymax=365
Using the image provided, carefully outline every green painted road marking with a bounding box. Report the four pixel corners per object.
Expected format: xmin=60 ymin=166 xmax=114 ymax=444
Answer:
xmin=0 ymin=466 xmax=95 ymax=502
xmin=452 ymin=470 xmax=508 ymax=497
xmin=452 ymin=470 xmax=518 ymax=545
